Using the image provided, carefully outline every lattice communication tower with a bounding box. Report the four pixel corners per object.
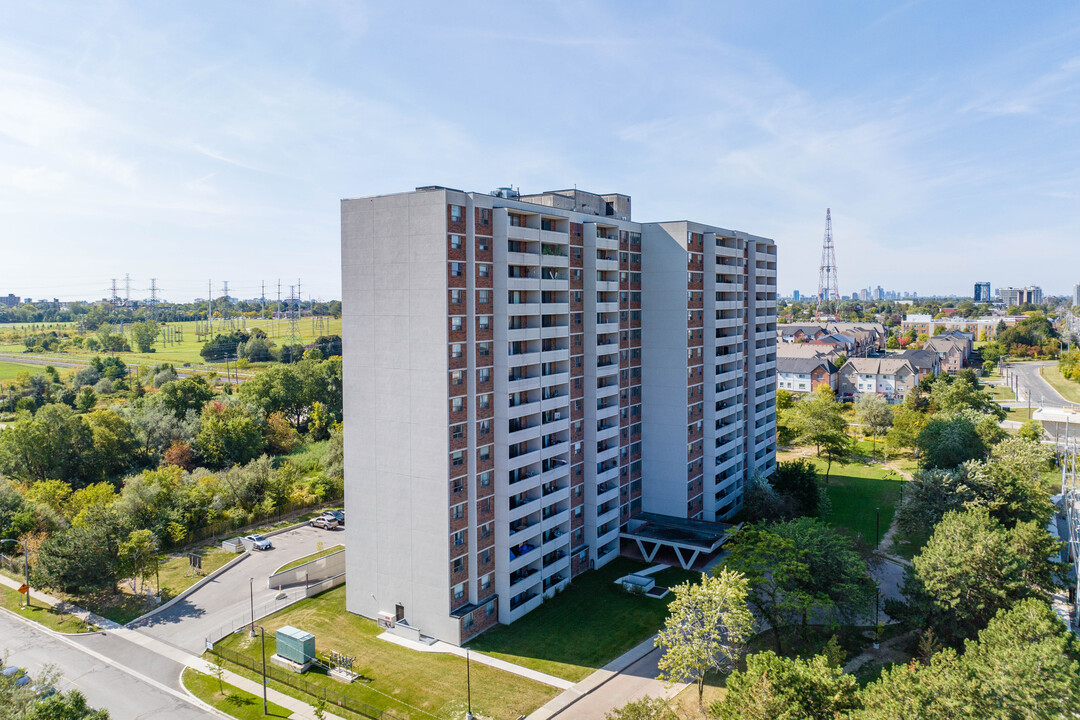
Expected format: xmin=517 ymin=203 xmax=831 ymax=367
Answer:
xmin=816 ymin=208 xmax=840 ymax=318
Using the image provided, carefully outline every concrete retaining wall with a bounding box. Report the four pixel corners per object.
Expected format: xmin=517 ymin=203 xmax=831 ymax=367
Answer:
xmin=268 ymin=549 xmax=346 ymax=590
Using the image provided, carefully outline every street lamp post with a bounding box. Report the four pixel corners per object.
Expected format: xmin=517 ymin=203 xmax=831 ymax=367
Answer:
xmin=874 ymin=507 xmax=881 ymax=649
xmin=249 ymin=577 xmax=256 ymax=637
xmin=465 ymin=647 xmax=474 ymax=720
xmin=250 ymin=624 xmax=268 ymax=715
xmin=1 ymin=538 xmax=29 ymax=608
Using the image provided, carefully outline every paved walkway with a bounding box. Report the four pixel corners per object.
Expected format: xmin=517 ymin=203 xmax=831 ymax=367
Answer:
xmin=0 ymin=572 xmax=121 ymax=629
xmin=0 ymin=573 xmax=344 ymax=720
xmin=525 ymin=635 xmax=688 ymax=720
xmin=378 ymin=632 xmax=574 ymax=689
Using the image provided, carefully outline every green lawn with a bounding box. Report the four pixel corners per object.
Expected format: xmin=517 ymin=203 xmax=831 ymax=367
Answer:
xmin=0 ymin=583 xmax=96 ymax=633
xmin=158 ymin=546 xmax=238 ymax=599
xmin=986 ymin=384 xmax=1016 ymax=401
xmin=182 ymin=668 xmax=293 ymax=720
xmin=4 ymin=317 xmax=341 ymax=370
xmin=213 ymin=585 xmax=558 ymax=720
xmin=1005 ymin=406 xmax=1033 ymax=423
xmin=467 ymin=557 xmax=700 ymax=682
xmin=273 ymin=545 xmax=343 ymax=575
xmin=0 ymin=360 xmax=49 ymax=381
xmin=1041 ymin=365 xmax=1080 ymax=404
xmin=800 ymin=457 xmax=903 ymax=547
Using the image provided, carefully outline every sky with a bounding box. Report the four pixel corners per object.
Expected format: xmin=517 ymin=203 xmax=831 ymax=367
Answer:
xmin=1 ymin=1 xmax=1079 ymax=302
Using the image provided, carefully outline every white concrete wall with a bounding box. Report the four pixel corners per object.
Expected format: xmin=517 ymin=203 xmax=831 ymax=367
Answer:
xmin=342 ymin=190 xmax=458 ymax=643
xmin=640 ymin=222 xmax=691 ymax=518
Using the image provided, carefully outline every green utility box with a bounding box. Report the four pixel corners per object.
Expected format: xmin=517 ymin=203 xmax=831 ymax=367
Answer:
xmin=276 ymin=626 xmax=315 ymax=664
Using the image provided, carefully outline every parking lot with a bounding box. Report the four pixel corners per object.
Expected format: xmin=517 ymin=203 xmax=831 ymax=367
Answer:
xmin=129 ymin=522 xmax=346 ymax=654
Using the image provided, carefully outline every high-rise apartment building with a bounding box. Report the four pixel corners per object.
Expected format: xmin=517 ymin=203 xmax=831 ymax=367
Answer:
xmin=1073 ymin=283 xmax=1079 ymax=307
xmin=341 ymin=186 xmax=777 ymax=644
xmin=974 ymin=281 xmax=991 ymax=303
xmin=999 ymin=286 xmax=1043 ymax=307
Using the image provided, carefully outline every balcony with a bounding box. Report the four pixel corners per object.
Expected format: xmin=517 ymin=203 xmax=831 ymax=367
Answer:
xmin=509 ymin=566 xmax=540 ymax=588
xmin=509 ymin=591 xmax=540 ymax=611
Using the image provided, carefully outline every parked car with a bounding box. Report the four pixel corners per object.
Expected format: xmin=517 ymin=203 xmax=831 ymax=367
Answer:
xmin=31 ymin=683 xmax=56 ymax=698
xmin=310 ymin=516 xmax=339 ymax=530
xmin=321 ymin=510 xmax=344 ymax=526
xmin=1 ymin=666 xmax=28 ymax=687
xmin=244 ymin=534 xmax=273 ymax=551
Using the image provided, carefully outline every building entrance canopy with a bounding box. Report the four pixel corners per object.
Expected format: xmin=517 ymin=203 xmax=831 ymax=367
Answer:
xmin=620 ymin=512 xmax=740 ymax=570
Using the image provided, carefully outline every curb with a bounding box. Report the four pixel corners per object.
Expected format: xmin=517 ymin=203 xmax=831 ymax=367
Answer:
xmin=126 ymin=552 xmax=251 ymax=627
xmin=177 ymin=667 xmax=236 ymax=720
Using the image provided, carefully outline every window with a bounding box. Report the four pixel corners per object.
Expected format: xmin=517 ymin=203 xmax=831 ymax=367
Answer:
xmin=463 ymin=612 xmax=473 ymax=629
xmin=478 ymin=446 xmax=491 ymax=462
xmin=451 ymin=504 xmax=464 ymax=520
xmin=477 ymin=237 xmax=490 ymax=252
xmin=571 ymin=269 xmax=582 ymax=281
xmin=451 ymin=397 xmax=464 ymax=413
xmin=478 ymin=471 xmax=491 ymax=487
xmin=450 ymin=316 xmax=463 ymax=332
xmin=452 ymin=558 xmax=464 ymax=574
xmin=479 ymin=523 xmax=491 ymax=539
xmin=450 ymin=205 xmax=463 ymax=222
xmin=477 ymin=367 xmax=491 ymax=383
xmin=450 ymin=234 xmax=463 ymax=249
xmin=479 ymin=208 xmax=490 ymax=223
xmin=478 ymin=264 xmax=491 ymax=278
xmin=478 ymin=394 xmax=491 ymax=410
xmin=453 ymin=530 xmax=465 ymax=546
xmin=478 ymin=419 xmax=491 ymax=436
xmin=477 ymin=290 xmax=490 ymax=304
xmin=480 ymin=549 xmax=492 ymax=567
xmin=449 ymin=289 xmax=463 ymax=305
xmin=451 ymin=424 xmax=465 ymax=441
xmin=478 ymin=316 xmax=491 ymax=331
xmin=450 ymin=343 xmax=463 ymax=359
xmin=480 ymin=574 xmax=492 ymax=591
xmin=451 ymin=370 xmax=464 ymax=385
xmin=452 ymin=478 xmax=464 ymax=494
xmin=477 ymin=342 xmax=491 ymax=357
xmin=449 ymin=262 xmax=463 ymax=277
xmin=451 ymin=451 xmax=464 ymax=466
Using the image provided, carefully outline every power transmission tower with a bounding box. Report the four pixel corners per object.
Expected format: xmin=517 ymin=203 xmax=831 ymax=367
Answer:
xmin=276 ymin=279 xmax=282 ymax=336
xmin=222 ymin=281 xmax=230 ymax=329
xmin=110 ymin=278 xmax=120 ymax=306
xmin=149 ymin=279 xmax=159 ymax=321
xmin=261 ymin=280 xmax=266 ymax=320
xmin=124 ymin=273 xmax=132 ymax=305
xmin=816 ymin=208 xmax=840 ymax=319
xmin=207 ymin=279 xmax=213 ymax=341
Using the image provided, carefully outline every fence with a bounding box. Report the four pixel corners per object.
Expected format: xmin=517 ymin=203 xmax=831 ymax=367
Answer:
xmin=208 ymin=645 xmax=407 ymax=720
xmin=181 ymin=497 xmax=342 ymax=550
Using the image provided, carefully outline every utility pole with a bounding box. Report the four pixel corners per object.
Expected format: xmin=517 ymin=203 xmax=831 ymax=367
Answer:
xmin=208 ymin=279 xmax=213 ymax=340
xmin=260 ymin=280 xmax=266 ymax=320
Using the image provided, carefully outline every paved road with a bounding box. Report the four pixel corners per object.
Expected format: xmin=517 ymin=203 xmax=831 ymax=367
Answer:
xmin=0 ymin=612 xmax=214 ymax=719
xmin=550 ymin=646 xmax=677 ymax=718
xmin=1004 ymin=361 xmax=1067 ymax=407
xmin=130 ymin=524 xmax=343 ymax=653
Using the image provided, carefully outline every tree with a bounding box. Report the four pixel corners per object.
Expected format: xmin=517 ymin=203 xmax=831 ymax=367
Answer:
xmin=604 ymin=697 xmax=677 ymax=720
xmin=789 ymin=386 xmax=850 ymax=481
xmin=916 ymin=415 xmax=986 ymax=469
xmin=266 ymin=411 xmax=299 ymax=454
xmin=887 ymin=508 xmax=1060 ymax=647
xmin=715 ymin=651 xmax=859 ymax=720
xmin=34 ymin=522 xmax=124 ymax=593
xmin=1018 ymin=419 xmax=1044 ymax=442
xmin=130 ymin=320 xmax=160 ymax=353
xmin=84 ymin=409 xmax=137 ymax=480
xmin=162 ymin=440 xmax=194 ymax=470
xmin=159 ymin=376 xmax=215 ymax=419
xmin=119 ymin=528 xmax=158 ymax=594
xmin=856 ymin=599 xmax=1080 ymax=720
xmin=75 ymin=386 xmax=97 ymax=412
xmin=655 ymin=568 xmax=755 ymax=710
xmin=0 ymin=403 xmax=93 ymax=485
xmin=723 ymin=519 xmax=874 ymax=652
xmin=769 ymin=459 xmax=821 ymax=517
xmin=195 ymin=401 xmax=267 ymax=469
xmin=886 ymin=405 xmax=925 ymax=457
xmin=972 ymin=436 xmax=1055 ymax=528
xmin=0 ymin=664 xmax=109 ymax=719
xmin=200 ymin=331 xmax=249 ymax=362
xmin=855 ymin=394 xmax=893 ymax=457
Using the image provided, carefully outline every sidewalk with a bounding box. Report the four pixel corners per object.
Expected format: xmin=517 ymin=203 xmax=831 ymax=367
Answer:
xmin=0 ymin=572 xmax=121 ymax=630
xmin=377 ymin=632 xmax=574 ymax=689
xmin=525 ymin=635 xmax=688 ymax=720
xmin=0 ymin=572 xmax=347 ymax=720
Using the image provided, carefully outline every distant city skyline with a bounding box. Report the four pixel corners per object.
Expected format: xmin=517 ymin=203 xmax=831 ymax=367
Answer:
xmin=3 ymin=2 xmax=1080 ymax=299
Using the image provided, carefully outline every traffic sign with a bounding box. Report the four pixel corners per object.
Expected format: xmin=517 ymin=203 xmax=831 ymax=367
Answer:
xmin=18 ymin=584 xmax=28 ymax=594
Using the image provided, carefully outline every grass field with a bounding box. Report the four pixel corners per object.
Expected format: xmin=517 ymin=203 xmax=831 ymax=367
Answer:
xmin=799 ymin=456 xmax=903 ymax=547
xmin=0 ymin=316 xmax=341 ymax=370
xmin=467 ymin=557 xmax=700 ymax=682
xmin=182 ymin=668 xmax=293 ymax=720
xmin=214 ymin=585 xmax=558 ymax=720
xmin=0 ymin=359 xmax=50 ymax=381
xmin=273 ymin=545 xmax=343 ymax=575
xmin=1005 ymin=406 xmax=1034 ymax=423
xmin=1040 ymin=365 xmax=1080 ymax=404
xmin=986 ymin=383 xmax=1016 ymax=401
xmin=158 ymin=547 xmax=238 ymax=599
xmin=0 ymin=583 xmax=95 ymax=633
